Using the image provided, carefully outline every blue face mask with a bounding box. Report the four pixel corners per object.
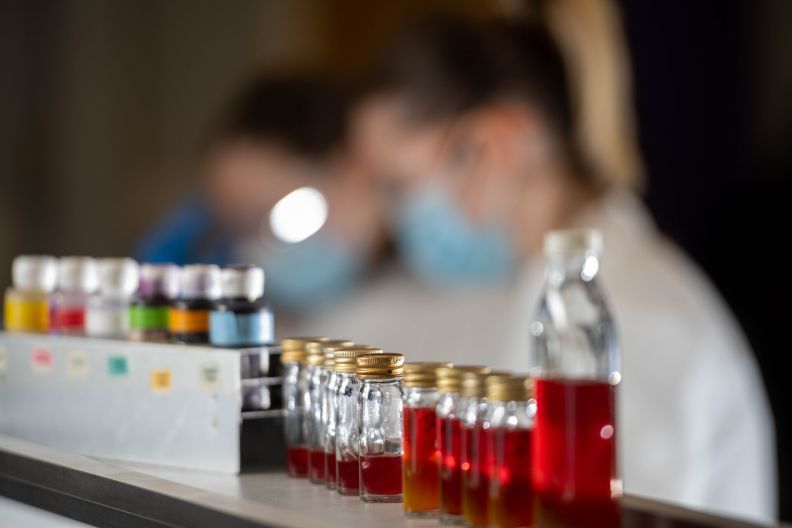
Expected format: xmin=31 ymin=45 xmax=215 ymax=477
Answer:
xmin=236 ymin=233 xmax=364 ymax=313
xmin=394 ymin=185 xmax=516 ymax=285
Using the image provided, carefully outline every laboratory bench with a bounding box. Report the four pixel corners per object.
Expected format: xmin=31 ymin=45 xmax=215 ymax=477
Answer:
xmin=0 ymin=434 xmax=769 ymax=528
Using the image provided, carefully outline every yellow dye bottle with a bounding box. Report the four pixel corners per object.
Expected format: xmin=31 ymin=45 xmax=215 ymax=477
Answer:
xmin=3 ymin=255 xmax=58 ymax=333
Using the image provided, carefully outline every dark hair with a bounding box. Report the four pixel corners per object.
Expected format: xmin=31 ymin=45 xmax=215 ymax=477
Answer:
xmin=359 ymin=12 xmax=583 ymax=172
xmin=208 ymin=74 xmax=347 ymax=161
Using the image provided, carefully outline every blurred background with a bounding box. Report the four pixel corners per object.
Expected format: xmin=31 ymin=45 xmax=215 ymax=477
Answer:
xmin=0 ymin=0 xmax=790 ymax=520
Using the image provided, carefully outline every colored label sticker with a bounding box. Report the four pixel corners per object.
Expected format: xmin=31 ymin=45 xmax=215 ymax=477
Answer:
xmin=150 ymin=369 xmax=172 ymax=392
xmin=66 ymin=350 xmax=90 ymax=379
xmin=200 ymin=362 xmax=221 ymax=391
xmin=107 ymin=355 xmax=129 ymax=377
xmin=0 ymin=345 xmax=7 ymax=379
xmin=31 ymin=347 xmax=53 ymax=375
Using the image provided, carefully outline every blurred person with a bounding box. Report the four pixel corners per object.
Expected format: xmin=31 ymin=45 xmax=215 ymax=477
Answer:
xmin=301 ymin=3 xmax=776 ymax=523
xmin=136 ymin=74 xmax=383 ymax=314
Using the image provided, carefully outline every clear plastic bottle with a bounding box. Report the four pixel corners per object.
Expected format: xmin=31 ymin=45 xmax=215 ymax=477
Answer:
xmin=358 ymin=353 xmax=405 ymax=503
xmin=334 ymin=346 xmax=383 ymax=496
xmin=487 ymin=375 xmax=535 ymax=528
xmin=402 ymin=362 xmax=452 ymax=517
xmin=281 ymin=337 xmax=327 ymax=478
xmin=85 ymin=258 xmax=139 ymax=338
xmin=49 ymin=256 xmax=97 ymax=335
xmin=170 ymin=264 xmax=221 ymax=344
xmin=530 ymin=228 xmax=621 ymax=527
xmin=128 ymin=263 xmax=180 ymax=342
xmin=4 ymin=255 xmax=58 ymax=333
xmin=436 ymin=366 xmax=490 ymax=525
xmin=209 ymin=265 xmax=274 ymax=347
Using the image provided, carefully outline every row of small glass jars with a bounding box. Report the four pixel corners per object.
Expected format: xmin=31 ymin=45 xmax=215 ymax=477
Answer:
xmin=282 ymin=343 xmax=537 ymax=524
xmin=281 ymin=337 xmax=407 ymax=502
xmin=403 ymin=364 xmax=536 ymax=527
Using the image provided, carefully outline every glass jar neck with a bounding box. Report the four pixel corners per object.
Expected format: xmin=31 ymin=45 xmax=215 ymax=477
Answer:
xmin=545 ymin=250 xmax=601 ymax=285
xmin=361 ymin=376 xmax=401 ymax=386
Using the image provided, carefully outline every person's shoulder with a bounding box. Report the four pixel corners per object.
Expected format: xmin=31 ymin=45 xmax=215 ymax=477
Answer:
xmin=598 ymin=194 xmax=748 ymax=359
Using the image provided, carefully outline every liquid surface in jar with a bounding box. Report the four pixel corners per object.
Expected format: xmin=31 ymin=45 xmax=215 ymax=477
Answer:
xmin=490 ymin=428 xmax=533 ymax=527
xmin=462 ymin=425 xmax=493 ymax=526
xmin=403 ymin=407 xmax=440 ymax=514
xmin=286 ymin=445 xmax=309 ymax=478
xmin=533 ymin=379 xmax=620 ymax=528
xmin=361 ymin=454 xmax=403 ymax=496
xmin=439 ymin=416 xmax=463 ymax=516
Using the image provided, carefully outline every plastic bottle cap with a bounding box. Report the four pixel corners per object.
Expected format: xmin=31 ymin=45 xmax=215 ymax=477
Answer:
xmin=96 ymin=258 xmax=140 ymax=297
xmin=543 ymin=228 xmax=604 ymax=256
xmin=220 ymin=265 xmax=264 ymax=300
xmin=57 ymin=256 xmax=98 ymax=292
xmin=180 ymin=264 xmax=221 ymax=300
xmin=12 ymin=255 xmax=58 ymax=293
xmin=138 ymin=263 xmax=180 ymax=299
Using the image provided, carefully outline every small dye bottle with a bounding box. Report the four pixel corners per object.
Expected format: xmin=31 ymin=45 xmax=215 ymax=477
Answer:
xmin=49 ymin=256 xmax=97 ymax=335
xmin=488 ymin=375 xmax=535 ymax=528
xmin=402 ymin=362 xmax=452 ymax=518
xmin=170 ymin=264 xmax=221 ymax=344
xmin=436 ymin=365 xmax=490 ymax=525
xmin=281 ymin=337 xmax=327 ymax=478
xmin=128 ymin=263 xmax=180 ymax=342
xmin=358 ymin=353 xmax=405 ymax=503
xmin=209 ymin=265 xmax=273 ymax=347
xmin=85 ymin=258 xmax=140 ymax=339
xmin=4 ymin=255 xmax=58 ymax=333
xmin=306 ymin=340 xmax=353 ymax=485
xmin=334 ymin=346 xmax=384 ymax=495
xmin=531 ymin=229 xmax=621 ymax=528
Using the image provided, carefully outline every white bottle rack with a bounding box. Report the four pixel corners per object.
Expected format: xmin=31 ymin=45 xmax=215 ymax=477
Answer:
xmin=0 ymin=331 xmax=283 ymax=473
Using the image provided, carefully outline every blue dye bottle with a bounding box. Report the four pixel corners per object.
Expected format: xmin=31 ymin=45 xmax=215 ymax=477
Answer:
xmin=210 ymin=265 xmax=274 ymax=348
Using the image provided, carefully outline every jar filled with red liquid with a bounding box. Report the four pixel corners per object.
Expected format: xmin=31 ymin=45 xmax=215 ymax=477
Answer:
xmin=488 ymin=375 xmax=535 ymax=528
xmin=358 ymin=353 xmax=405 ymax=503
xmin=460 ymin=372 xmax=509 ymax=527
xmin=334 ymin=346 xmax=384 ymax=495
xmin=281 ymin=337 xmax=326 ymax=478
xmin=49 ymin=256 xmax=97 ymax=335
xmin=436 ymin=366 xmax=490 ymax=525
xmin=531 ymin=229 xmax=621 ymax=528
xmin=322 ymin=342 xmax=355 ymax=490
xmin=402 ymin=362 xmax=452 ymax=517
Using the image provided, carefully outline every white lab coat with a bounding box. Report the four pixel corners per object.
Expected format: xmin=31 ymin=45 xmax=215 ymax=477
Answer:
xmin=287 ymin=190 xmax=776 ymax=525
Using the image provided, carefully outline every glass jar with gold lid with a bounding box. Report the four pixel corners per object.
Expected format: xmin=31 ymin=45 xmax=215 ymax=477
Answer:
xmin=280 ymin=337 xmax=327 ymax=478
xmin=358 ymin=353 xmax=405 ymax=503
xmin=487 ymin=375 xmax=535 ymax=528
xmin=435 ymin=365 xmax=491 ymax=524
xmin=401 ymin=362 xmax=452 ymax=517
xmin=334 ymin=346 xmax=383 ymax=495
xmin=306 ymin=339 xmax=353 ymax=486
xmin=460 ymin=372 xmax=509 ymax=527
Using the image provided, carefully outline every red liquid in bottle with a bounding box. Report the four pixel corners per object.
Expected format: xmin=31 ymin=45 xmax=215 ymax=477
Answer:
xmin=462 ymin=426 xmax=493 ymax=526
xmin=534 ymin=379 xmax=620 ymax=528
xmin=309 ymin=448 xmax=326 ymax=483
xmin=361 ymin=454 xmax=403 ymax=496
xmin=439 ymin=416 xmax=463 ymax=517
xmin=490 ymin=428 xmax=533 ymax=528
xmin=286 ymin=445 xmax=308 ymax=478
xmin=49 ymin=307 xmax=85 ymax=333
xmin=337 ymin=456 xmax=360 ymax=495
xmin=403 ymin=407 xmax=440 ymax=514
xmin=326 ymin=450 xmax=337 ymax=488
